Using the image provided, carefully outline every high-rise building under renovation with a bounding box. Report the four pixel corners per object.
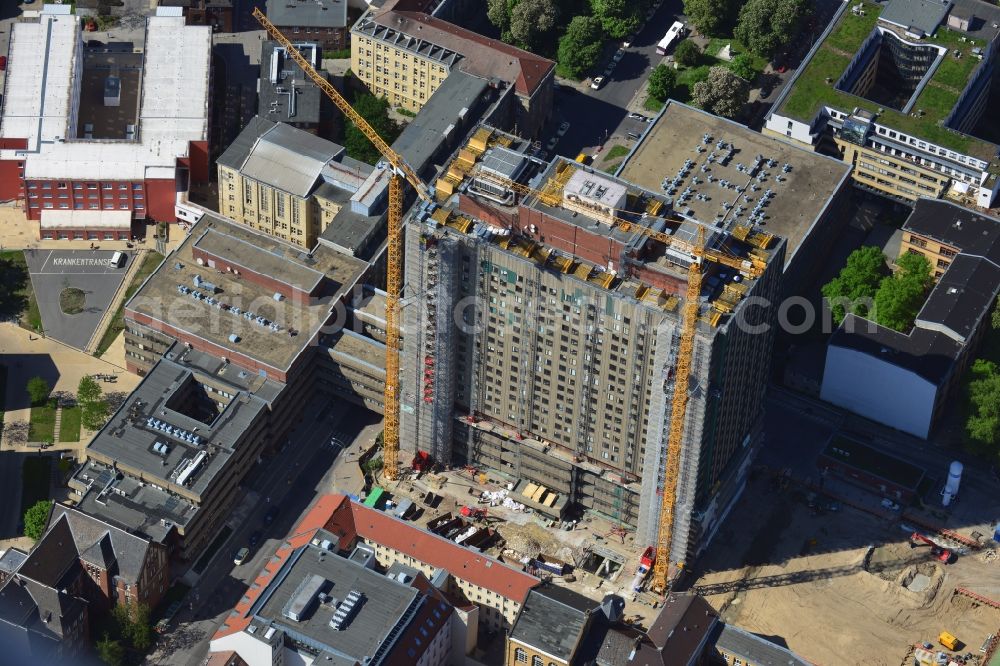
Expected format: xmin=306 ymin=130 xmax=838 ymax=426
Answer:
xmin=398 ymin=106 xmax=851 ymax=564
xmin=401 ymin=127 xmax=785 ymax=561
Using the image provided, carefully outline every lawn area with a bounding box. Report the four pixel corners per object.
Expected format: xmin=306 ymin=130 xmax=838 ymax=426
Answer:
xmin=601 ymin=145 xmax=630 ymax=164
xmin=704 ymin=38 xmax=768 ymax=72
xmin=28 ymin=401 xmax=56 ymax=442
xmin=59 ymin=405 xmax=81 ymax=442
xmin=20 ymin=456 xmax=51 ymax=516
xmin=675 ymin=64 xmax=712 ymax=102
xmin=0 ymin=250 xmax=42 ymax=332
xmin=777 ymin=1 xmax=994 ymax=160
xmin=644 ymin=96 xmax=665 ymax=112
xmin=95 ymin=250 xmax=164 ymax=356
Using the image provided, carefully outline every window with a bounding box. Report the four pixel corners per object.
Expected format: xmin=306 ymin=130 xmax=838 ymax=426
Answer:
xmin=531 ymin=656 xmax=543 ymax=666
xmin=514 ymin=648 xmax=527 ymax=663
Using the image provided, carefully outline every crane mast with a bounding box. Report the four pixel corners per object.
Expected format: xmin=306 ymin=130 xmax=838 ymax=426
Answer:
xmin=252 ymin=9 xmax=429 ymax=481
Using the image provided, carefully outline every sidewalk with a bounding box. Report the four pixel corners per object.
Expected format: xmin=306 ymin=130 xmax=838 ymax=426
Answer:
xmin=0 ymin=204 xmax=186 ymax=255
xmin=0 ymin=322 xmax=142 ymax=452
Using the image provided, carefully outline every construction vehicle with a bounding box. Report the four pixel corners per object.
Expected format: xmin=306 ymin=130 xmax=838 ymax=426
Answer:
xmin=254 ymin=10 xmax=769 ymax=594
xmin=460 ymin=506 xmax=487 ymax=520
xmin=254 ymin=8 xmax=432 ymax=482
xmin=938 ymin=631 xmax=959 ymax=650
xmin=910 ymin=532 xmax=955 ymax=564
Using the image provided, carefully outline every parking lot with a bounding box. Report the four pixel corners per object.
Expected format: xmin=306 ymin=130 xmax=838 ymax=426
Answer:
xmin=23 ymin=249 xmax=133 ymax=350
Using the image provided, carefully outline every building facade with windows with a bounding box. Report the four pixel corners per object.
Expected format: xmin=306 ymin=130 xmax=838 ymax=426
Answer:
xmin=265 ymin=0 xmax=349 ymax=50
xmin=0 ymin=7 xmax=211 ymax=237
xmin=350 ymin=0 xmax=554 ymax=137
xmin=764 ymin=0 xmax=1000 ymax=207
xmin=217 ymin=117 xmax=386 ymax=249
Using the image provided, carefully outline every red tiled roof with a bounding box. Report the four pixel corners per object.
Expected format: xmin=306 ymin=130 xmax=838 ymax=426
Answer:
xmin=333 ymin=495 xmax=539 ymax=604
xmin=368 ymin=8 xmax=554 ymax=96
xmin=212 ymin=494 xmax=538 ymax=643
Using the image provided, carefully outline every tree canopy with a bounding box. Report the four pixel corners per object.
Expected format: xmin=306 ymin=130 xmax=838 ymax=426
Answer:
xmin=23 ymin=500 xmax=52 ymax=541
xmin=556 ymin=15 xmax=604 ymax=79
xmin=647 ymin=64 xmax=678 ymax=103
xmin=0 ymin=252 xmax=29 ymax=321
xmin=344 ymin=94 xmax=399 ymax=166
xmin=509 ymin=0 xmax=560 ymax=50
xmin=735 ymin=0 xmax=809 ymax=57
xmin=78 ymin=375 xmax=110 ymax=431
xmin=96 ymin=633 xmax=125 ymax=666
xmin=683 ymin=0 xmax=738 ymax=36
xmin=692 ymin=66 xmax=749 ymax=118
xmin=590 ymin=0 xmax=642 ymax=39
xmin=26 ymin=376 xmax=51 ymax=407
xmin=821 ymin=246 xmax=887 ymax=324
xmin=965 ymin=359 xmax=1000 ymax=459
xmin=674 ymin=39 xmax=701 ymax=67
xmin=873 ymin=252 xmax=932 ymax=332
xmin=728 ymin=52 xmax=759 ymax=81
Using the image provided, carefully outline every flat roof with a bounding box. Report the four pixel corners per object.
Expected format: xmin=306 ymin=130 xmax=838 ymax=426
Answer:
xmin=266 ymin=0 xmax=348 ymax=28
xmin=509 ymin=586 xmax=594 ymax=659
xmin=325 ymin=330 xmax=387 ymax=374
xmin=881 ymin=0 xmax=952 ymax=35
xmin=258 ymin=41 xmax=325 ymax=128
xmin=0 ymin=14 xmax=210 ymax=180
xmin=392 ymin=70 xmax=490 ymax=176
xmin=83 ymin=357 xmax=270 ymax=500
xmin=127 ymin=214 xmax=366 ymax=372
xmin=619 ymin=101 xmax=851 ymax=265
xmin=916 ymin=253 xmax=1000 ymax=342
xmin=318 ymin=201 xmax=385 ymax=258
xmin=252 ymin=542 xmax=420 ymax=660
xmin=822 ymin=435 xmax=925 ymax=488
xmin=773 ymin=0 xmax=1000 ymax=160
xmin=904 ymin=198 xmax=1000 ymax=262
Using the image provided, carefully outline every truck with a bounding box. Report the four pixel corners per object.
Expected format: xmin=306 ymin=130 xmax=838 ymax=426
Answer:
xmin=910 ymin=532 xmax=955 ymax=564
xmin=460 ymin=506 xmax=487 ymax=520
xmin=392 ymin=498 xmax=415 ymax=520
xmin=655 ymin=21 xmax=686 ymax=55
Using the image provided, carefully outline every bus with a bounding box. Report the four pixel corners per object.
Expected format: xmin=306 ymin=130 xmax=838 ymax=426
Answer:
xmin=656 ymin=21 xmax=686 ymax=55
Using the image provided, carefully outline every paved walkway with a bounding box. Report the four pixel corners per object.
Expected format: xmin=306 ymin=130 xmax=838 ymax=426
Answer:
xmin=0 ymin=322 xmax=142 ymax=452
xmin=83 ymin=248 xmax=148 ymax=353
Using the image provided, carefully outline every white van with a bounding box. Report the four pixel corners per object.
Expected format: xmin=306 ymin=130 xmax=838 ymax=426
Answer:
xmin=110 ymin=251 xmax=127 ymax=268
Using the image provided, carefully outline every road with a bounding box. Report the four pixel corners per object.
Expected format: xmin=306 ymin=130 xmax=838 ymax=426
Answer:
xmin=548 ymin=0 xmax=684 ymax=159
xmin=148 ymin=400 xmax=380 ymax=666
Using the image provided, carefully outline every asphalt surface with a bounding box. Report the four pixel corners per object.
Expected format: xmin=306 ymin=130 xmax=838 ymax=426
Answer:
xmin=23 ymin=249 xmax=132 ymax=350
xmin=0 ymin=451 xmax=25 ymax=538
xmin=547 ymin=0 xmax=684 ymax=159
xmin=148 ymin=400 xmax=379 ymax=666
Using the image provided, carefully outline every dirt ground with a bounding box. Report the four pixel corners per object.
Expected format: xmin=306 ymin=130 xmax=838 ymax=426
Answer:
xmin=689 ymin=473 xmax=1000 ymax=665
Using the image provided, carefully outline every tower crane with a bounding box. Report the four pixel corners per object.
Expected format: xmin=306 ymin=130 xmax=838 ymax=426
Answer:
xmin=253 ymin=8 xmax=432 ymax=481
xmin=251 ymin=13 xmax=767 ymax=583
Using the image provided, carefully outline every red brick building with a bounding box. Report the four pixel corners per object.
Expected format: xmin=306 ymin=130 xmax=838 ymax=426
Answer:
xmin=0 ymin=8 xmax=210 ymax=239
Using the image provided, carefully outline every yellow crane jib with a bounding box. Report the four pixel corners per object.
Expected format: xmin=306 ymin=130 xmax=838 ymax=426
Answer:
xmin=252 ymin=8 xmax=432 ymax=482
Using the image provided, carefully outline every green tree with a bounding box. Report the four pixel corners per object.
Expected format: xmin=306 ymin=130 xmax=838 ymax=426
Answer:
xmin=96 ymin=633 xmax=125 ymax=666
xmin=590 ymin=0 xmax=641 ymax=38
xmin=728 ymin=52 xmax=759 ymax=81
xmin=821 ymin=246 xmax=888 ymax=324
xmin=674 ymin=39 xmax=701 ymax=66
xmin=78 ymin=375 xmax=110 ymax=430
xmin=26 ymin=376 xmax=51 ymax=406
xmin=992 ymin=300 xmax=1000 ymax=330
xmin=647 ymin=64 xmax=678 ymax=102
xmin=964 ymin=359 xmax=1000 ymax=458
xmin=873 ymin=252 xmax=932 ymax=332
xmin=487 ymin=0 xmax=513 ymax=36
xmin=23 ymin=499 xmax=52 ymax=541
xmin=344 ymin=94 xmax=399 ymax=166
xmin=735 ymin=0 xmax=809 ymax=57
xmin=113 ymin=602 xmax=153 ymax=650
xmin=556 ymin=16 xmax=604 ymax=79
xmin=509 ymin=0 xmax=559 ymax=49
xmin=683 ymin=0 xmax=737 ymax=36
xmin=691 ymin=65 xmax=749 ymax=118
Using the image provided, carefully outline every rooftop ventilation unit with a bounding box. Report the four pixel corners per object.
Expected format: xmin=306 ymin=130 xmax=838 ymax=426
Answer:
xmin=329 ymin=590 xmax=364 ymax=631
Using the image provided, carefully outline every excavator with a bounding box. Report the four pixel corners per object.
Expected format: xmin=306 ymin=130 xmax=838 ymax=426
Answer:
xmin=910 ymin=532 xmax=955 ymax=564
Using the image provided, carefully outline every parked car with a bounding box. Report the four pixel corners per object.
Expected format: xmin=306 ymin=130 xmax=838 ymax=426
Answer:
xmin=622 ymin=34 xmax=635 ymax=48
xmin=613 ymin=48 xmax=625 ymax=62
xmin=880 ymin=498 xmax=901 ymax=511
xmin=265 ymin=505 xmax=279 ymax=523
xmin=604 ymin=63 xmax=615 ymax=77
xmin=557 ymin=121 xmax=571 ymax=136
xmin=233 ymin=547 xmax=250 ymax=566
xmin=546 ymin=136 xmax=559 ymax=150
xmin=0 ymin=56 xmax=7 ymax=72
xmin=628 ymin=112 xmax=649 ymax=121
xmin=590 ymin=76 xmax=605 ymax=89
xmin=249 ymin=530 xmax=262 ymax=547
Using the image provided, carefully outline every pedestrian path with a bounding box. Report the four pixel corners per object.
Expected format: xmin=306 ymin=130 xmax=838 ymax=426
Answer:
xmin=52 ymin=406 xmax=62 ymax=443
xmin=84 ymin=248 xmax=147 ymax=354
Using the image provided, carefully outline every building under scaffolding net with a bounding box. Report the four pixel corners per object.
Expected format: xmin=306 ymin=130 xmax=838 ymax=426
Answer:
xmin=400 ymin=121 xmax=790 ymax=567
